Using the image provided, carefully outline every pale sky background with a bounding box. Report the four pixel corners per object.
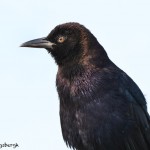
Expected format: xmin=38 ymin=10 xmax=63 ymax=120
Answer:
xmin=0 ymin=0 xmax=150 ymax=150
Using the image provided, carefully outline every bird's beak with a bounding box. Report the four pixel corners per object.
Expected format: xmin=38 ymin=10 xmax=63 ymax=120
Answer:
xmin=20 ymin=37 xmax=55 ymax=49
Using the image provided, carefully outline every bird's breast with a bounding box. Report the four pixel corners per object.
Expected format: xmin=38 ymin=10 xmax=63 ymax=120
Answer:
xmin=56 ymin=68 xmax=101 ymax=107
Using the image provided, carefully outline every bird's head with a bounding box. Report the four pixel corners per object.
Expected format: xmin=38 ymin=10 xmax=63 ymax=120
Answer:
xmin=21 ymin=22 xmax=108 ymax=66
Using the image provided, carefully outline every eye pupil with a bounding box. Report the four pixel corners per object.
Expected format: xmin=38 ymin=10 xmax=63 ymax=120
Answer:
xmin=58 ymin=36 xmax=66 ymax=43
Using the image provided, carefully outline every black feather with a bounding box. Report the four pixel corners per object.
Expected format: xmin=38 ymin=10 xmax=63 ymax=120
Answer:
xmin=21 ymin=22 xmax=150 ymax=150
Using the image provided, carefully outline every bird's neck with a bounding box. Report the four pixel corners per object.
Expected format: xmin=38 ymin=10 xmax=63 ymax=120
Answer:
xmin=57 ymin=44 xmax=110 ymax=68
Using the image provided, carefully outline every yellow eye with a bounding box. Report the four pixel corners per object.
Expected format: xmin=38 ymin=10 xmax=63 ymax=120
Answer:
xmin=57 ymin=36 xmax=66 ymax=43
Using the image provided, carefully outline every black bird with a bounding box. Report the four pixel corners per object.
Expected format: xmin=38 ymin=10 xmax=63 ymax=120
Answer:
xmin=21 ymin=22 xmax=150 ymax=150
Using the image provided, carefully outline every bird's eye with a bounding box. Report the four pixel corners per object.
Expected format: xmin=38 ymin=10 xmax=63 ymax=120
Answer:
xmin=57 ymin=36 xmax=66 ymax=43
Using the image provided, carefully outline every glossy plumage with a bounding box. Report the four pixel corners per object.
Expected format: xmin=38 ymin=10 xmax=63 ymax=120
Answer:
xmin=21 ymin=22 xmax=150 ymax=150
